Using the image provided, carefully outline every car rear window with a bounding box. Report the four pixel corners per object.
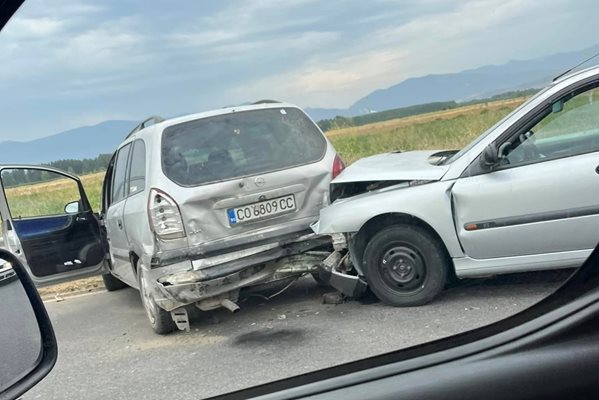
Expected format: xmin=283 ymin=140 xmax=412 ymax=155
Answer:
xmin=161 ymin=107 xmax=327 ymax=186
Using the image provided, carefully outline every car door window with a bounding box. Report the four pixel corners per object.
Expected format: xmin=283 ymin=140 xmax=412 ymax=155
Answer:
xmin=127 ymin=140 xmax=146 ymax=196
xmin=1 ymin=169 xmax=82 ymax=219
xmin=504 ymin=86 xmax=599 ymax=166
xmin=111 ymin=143 xmax=132 ymax=204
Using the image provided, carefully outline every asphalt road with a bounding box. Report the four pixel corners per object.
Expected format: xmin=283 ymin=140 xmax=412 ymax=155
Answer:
xmin=25 ymin=270 xmax=572 ymax=399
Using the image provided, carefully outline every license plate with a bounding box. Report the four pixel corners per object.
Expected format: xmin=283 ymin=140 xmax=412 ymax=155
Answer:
xmin=227 ymin=195 xmax=296 ymax=225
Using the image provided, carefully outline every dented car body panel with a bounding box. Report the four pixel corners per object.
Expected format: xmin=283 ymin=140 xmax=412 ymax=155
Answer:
xmin=314 ymin=66 xmax=599 ymax=297
xmin=330 ymin=150 xmax=450 ymax=184
xmin=123 ymin=103 xmax=337 ymax=315
xmin=314 ymin=177 xmax=464 ymax=259
xmin=150 ymin=234 xmax=331 ymax=312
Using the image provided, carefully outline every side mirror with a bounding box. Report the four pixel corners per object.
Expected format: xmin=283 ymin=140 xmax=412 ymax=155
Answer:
xmin=0 ymin=249 xmax=57 ymax=400
xmin=64 ymin=201 xmax=79 ymax=214
xmin=480 ymin=143 xmax=499 ymax=168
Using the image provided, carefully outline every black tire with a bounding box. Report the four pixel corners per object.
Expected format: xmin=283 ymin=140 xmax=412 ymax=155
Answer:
xmin=102 ymin=273 xmax=128 ymax=292
xmin=138 ymin=268 xmax=177 ymax=335
xmin=362 ymin=225 xmax=448 ymax=306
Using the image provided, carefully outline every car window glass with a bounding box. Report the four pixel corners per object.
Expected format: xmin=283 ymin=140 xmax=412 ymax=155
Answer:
xmin=128 ymin=140 xmax=146 ymax=196
xmin=1 ymin=169 xmax=82 ymax=219
xmin=505 ymin=86 xmax=599 ymax=165
xmin=112 ymin=143 xmax=132 ymax=203
xmin=162 ymin=108 xmax=326 ymax=186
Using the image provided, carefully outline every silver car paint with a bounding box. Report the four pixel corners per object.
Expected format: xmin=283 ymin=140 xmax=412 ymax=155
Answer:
xmin=314 ymin=180 xmax=465 ymax=259
xmin=452 ymin=152 xmax=599 ymax=259
xmin=108 ymin=103 xmax=336 ymax=310
xmin=314 ymin=66 xmax=599 ymax=279
xmin=331 ymin=150 xmax=449 ymax=183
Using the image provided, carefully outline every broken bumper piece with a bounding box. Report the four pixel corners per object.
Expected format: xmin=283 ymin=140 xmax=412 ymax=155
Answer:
xmin=317 ymin=251 xmax=367 ymax=298
xmin=153 ymin=234 xmax=332 ymax=311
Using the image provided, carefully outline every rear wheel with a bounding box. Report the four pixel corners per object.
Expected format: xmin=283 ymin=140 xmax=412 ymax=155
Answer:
xmin=138 ymin=268 xmax=177 ymax=335
xmin=101 ymin=273 xmax=127 ymax=292
xmin=362 ymin=225 xmax=448 ymax=306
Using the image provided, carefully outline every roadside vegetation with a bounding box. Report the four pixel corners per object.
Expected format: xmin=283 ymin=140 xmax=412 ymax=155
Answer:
xmin=3 ymin=96 xmax=525 ymax=216
xmin=328 ymin=97 xmax=525 ymax=164
xmin=317 ymin=88 xmax=536 ymax=132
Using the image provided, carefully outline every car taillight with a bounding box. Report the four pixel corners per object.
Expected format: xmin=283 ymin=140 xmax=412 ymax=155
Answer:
xmin=332 ymin=154 xmax=346 ymax=179
xmin=148 ymin=188 xmax=186 ymax=240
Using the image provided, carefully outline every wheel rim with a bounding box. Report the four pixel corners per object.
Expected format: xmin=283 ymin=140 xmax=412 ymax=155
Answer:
xmin=139 ymin=270 xmax=157 ymax=325
xmin=379 ymin=242 xmax=426 ymax=294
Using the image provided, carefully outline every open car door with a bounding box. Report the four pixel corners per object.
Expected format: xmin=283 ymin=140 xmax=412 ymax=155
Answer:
xmin=0 ymin=166 xmax=108 ymax=286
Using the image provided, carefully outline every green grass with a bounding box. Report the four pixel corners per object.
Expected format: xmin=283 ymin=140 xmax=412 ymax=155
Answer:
xmin=328 ymin=102 xmax=520 ymax=164
xmin=3 ymin=172 xmax=104 ymax=218
xmin=2 ymin=98 xmax=523 ymax=218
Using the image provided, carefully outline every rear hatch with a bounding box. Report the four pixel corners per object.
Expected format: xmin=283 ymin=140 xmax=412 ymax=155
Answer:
xmin=159 ymin=106 xmax=333 ymax=253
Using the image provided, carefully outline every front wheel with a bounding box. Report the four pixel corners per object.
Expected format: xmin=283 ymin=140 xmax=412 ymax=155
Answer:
xmin=362 ymin=225 xmax=448 ymax=306
xmin=138 ymin=268 xmax=177 ymax=334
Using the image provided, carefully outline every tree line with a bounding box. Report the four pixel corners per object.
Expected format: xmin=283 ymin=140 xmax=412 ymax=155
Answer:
xmin=317 ymin=88 xmax=539 ymax=132
xmin=1 ymin=153 xmax=112 ymax=187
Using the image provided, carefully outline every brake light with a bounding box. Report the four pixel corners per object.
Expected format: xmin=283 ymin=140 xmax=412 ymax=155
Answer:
xmin=332 ymin=154 xmax=346 ymax=179
xmin=148 ymin=188 xmax=186 ymax=239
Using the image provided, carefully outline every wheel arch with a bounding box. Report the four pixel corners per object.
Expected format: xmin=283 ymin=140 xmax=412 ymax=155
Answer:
xmin=351 ymin=213 xmax=455 ymax=278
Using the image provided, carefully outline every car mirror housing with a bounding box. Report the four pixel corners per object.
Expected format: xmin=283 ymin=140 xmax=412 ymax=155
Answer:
xmin=0 ymin=249 xmax=57 ymax=400
xmin=64 ymin=201 xmax=80 ymax=214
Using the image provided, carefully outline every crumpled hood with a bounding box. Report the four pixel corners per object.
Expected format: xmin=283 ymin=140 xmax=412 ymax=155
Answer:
xmin=333 ymin=150 xmax=450 ymax=183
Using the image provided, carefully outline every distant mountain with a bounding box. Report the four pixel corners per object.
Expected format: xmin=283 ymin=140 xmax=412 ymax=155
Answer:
xmin=307 ymin=44 xmax=599 ymax=120
xmin=4 ymin=44 xmax=599 ymax=164
xmin=0 ymin=120 xmax=137 ymax=164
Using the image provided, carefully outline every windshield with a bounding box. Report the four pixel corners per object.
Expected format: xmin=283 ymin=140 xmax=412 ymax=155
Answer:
xmin=1 ymin=1 xmax=596 ymax=399
xmin=161 ymin=108 xmax=326 ymax=186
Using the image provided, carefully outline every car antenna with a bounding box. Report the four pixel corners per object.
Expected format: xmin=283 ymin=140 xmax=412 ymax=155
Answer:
xmin=552 ymin=50 xmax=599 ymax=82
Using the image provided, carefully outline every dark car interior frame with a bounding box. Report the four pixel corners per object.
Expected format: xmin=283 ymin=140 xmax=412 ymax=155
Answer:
xmin=0 ymin=249 xmax=57 ymax=400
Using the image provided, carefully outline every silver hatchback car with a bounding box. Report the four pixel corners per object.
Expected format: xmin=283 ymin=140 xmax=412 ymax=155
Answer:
xmin=0 ymin=102 xmax=344 ymax=333
xmin=314 ymin=66 xmax=599 ymax=307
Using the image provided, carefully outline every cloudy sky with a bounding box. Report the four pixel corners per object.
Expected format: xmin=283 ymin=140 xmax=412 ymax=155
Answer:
xmin=1 ymin=0 xmax=598 ymax=141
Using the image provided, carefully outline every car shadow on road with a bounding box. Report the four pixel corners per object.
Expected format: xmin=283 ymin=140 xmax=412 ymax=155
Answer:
xmin=186 ymin=276 xmax=333 ymax=328
xmin=161 ymin=268 xmax=574 ymax=335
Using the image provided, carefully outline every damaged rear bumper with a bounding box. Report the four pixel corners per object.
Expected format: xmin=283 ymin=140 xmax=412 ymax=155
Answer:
xmin=150 ymin=233 xmax=331 ymax=311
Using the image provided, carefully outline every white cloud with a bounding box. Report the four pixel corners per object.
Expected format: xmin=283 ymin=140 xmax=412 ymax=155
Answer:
xmin=3 ymin=17 xmax=64 ymax=39
xmin=229 ymin=48 xmax=408 ymax=107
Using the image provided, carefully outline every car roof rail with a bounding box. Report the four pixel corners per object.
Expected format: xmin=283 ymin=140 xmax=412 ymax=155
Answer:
xmin=125 ymin=115 xmax=164 ymax=139
xmin=252 ymin=99 xmax=282 ymax=104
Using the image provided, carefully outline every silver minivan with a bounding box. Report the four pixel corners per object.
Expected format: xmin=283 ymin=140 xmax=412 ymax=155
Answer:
xmin=0 ymin=102 xmax=344 ymax=333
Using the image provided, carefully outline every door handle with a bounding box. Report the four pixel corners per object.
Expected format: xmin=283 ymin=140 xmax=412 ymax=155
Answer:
xmin=595 ymin=165 xmax=599 ymax=174
xmin=118 ymin=220 xmax=123 ymax=229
